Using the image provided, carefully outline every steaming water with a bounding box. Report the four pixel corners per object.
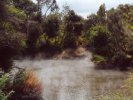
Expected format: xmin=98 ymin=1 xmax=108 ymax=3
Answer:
xmin=14 ymin=52 xmax=128 ymax=100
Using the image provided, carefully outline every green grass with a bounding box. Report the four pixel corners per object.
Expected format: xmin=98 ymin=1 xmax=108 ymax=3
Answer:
xmin=0 ymin=74 xmax=13 ymax=100
xmin=92 ymin=55 xmax=107 ymax=64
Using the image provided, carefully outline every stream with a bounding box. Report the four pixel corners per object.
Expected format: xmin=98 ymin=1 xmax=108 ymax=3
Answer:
xmin=14 ymin=51 xmax=128 ymax=100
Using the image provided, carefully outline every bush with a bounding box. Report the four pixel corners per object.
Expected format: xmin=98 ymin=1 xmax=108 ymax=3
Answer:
xmin=0 ymin=0 xmax=7 ymax=22
xmin=62 ymin=10 xmax=83 ymax=49
xmin=0 ymin=32 xmax=25 ymax=72
xmin=10 ymin=70 xmax=43 ymax=100
xmin=112 ymin=52 xmax=132 ymax=69
xmin=62 ymin=34 xmax=77 ymax=49
xmin=88 ymin=25 xmax=112 ymax=57
xmin=8 ymin=6 xmax=27 ymax=20
xmin=43 ymin=14 xmax=60 ymax=38
xmin=92 ymin=55 xmax=106 ymax=64
xmin=0 ymin=74 xmax=13 ymax=100
xmin=12 ymin=0 xmax=37 ymax=15
xmin=26 ymin=22 xmax=41 ymax=56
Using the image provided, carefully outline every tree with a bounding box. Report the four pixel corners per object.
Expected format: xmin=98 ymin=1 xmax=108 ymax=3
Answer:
xmin=36 ymin=0 xmax=58 ymax=21
xmin=12 ymin=0 xmax=38 ymax=15
xmin=63 ymin=10 xmax=83 ymax=48
xmin=0 ymin=0 xmax=7 ymax=30
xmin=107 ymin=9 xmax=126 ymax=53
xmin=0 ymin=32 xmax=24 ymax=72
xmin=0 ymin=1 xmax=7 ymax=21
xmin=0 ymin=1 xmax=24 ymax=72
xmin=84 ymin=14 xmax=98 ymax=32
xmin=88 ymin=25 xmax=111 ymax=56
xmin=61 ymin=4 xmax=70 ymax=20
xmin=106 ymin=8 xmax=133 ymax=68
xmin=26 ymin=22 xmax=41 ymax=56
xmin=64 ymin=10 xmax=83 ymax=35
xmin=43 ymin=13 xmax=60 ymax=38
xmin=97 ymin=4 xmax=106 ymax=25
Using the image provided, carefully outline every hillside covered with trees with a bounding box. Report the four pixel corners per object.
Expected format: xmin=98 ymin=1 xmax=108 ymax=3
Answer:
xmin=0 ymin=0 xmax=133 ymax=100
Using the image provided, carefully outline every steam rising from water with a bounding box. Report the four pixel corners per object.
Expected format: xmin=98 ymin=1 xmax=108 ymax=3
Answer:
xmin=14 ymin=52 xmax=128 ymax=100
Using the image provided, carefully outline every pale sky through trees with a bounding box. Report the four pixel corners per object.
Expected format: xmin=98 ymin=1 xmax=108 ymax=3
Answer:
xmin=33 ymin=0 xmax=133 ymax=18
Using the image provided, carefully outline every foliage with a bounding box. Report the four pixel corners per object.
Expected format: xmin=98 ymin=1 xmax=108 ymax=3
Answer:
xmin=64 ymin=10 xmax=83 ymax=35
xmin=26 ymin=22 xmax=41 ymax=56
xmin=92 ymin=55 xmax=106 ymax=64
xmin=112 ymin=52 xmax=132 ymax=69
xmin=84 ymin=14 xmax=98 ymax=32
xmin=0 ymin=0 xmax=8 ymax=30
xmin=97 ymin=4 xmax=106 ymax=25
xmin=0 ymin=74 xmax=13 ymax=100
xmin=43 ymin=13 xmax=60 ymax=38
xmin=105 ymin=4 xmax=133 ymax=68
xmin=10 ymin=70 xmax=43 ymax=100
xmin=8 ymin=6 xmax=27 ymax=20
xmin=12 ymin=0 xmax=37 ymax=15
xmin=0 ymin=0 xmax=7 ymax=21
xmin=0 ymin=21 xmax=26 ymax=72
xmin=84 ymin=4 xmax=133 ymax=69
xmin=87 ymin=25 xmax=112 ymax=57
xmin=36 ymin=0 xmax=58 ymax=15
xmin=63 ymin=10 xmax=83 ymax=48
xmin=63 ymin=34 xmax=77 ymax=48
xmin=0 ymin=0 xmax=133 ymax=71
xmin=0 ymin=0 xmax=26 ymax=72
xmin=35 ymin=0 xmax=58 ymax=22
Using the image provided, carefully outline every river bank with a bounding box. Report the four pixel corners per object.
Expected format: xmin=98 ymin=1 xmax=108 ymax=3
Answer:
xmin=14 ymin=50 xmax=129 ymax=100
xmin=17 ymin=47 xmax=87 ymax=60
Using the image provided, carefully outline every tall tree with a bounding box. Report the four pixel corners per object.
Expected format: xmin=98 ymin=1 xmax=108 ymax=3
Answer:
xmin=0 ymin=0 xmax=7 ymax=22
xmin=36 ymin=0 xmax=58 ymax=18
xmin=43 ymin=13 xmax=60 ymax=38
xmin=97 ymin=4 xmax=106 ymax=25
xmin=12 ymin=0 xmax=38 ymax=15
xmin=84 ymin=14 xmax=98 ymax=32
xmin=64 ymin=10 xmax=83 ymax=35
xmin=107 ymin=9 xmax=126 ymax=54
xmin=63 ymin=10 xmax=83 ymax=48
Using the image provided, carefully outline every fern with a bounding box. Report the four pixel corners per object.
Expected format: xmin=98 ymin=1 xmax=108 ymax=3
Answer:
xmin=0 ymin=74 xmax=13 ymax=100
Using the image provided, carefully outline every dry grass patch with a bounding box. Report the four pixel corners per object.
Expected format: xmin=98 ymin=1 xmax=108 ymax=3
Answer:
xmin=10 ymin=69 xmax=43 ymax=100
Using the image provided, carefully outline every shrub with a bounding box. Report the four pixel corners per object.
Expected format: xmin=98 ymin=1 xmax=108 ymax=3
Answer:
xmin=62 ymin=10 xmax=83 ymax=48
xmin=0 ymin=0 xmax=7 ymax=22
xmin=112 ymin=52 xmax=132 ymax=69
xmin=26 ymin=22 xmax=41 ymax=56
xmin=12 ymin=0 xmax=37 ymax=15
xmin=62 ymin=34 xmax=77 ymax=49
xmin=92 ymin=55 xmax=106 ymax=64
xmin=0 ymin=74 xmax=13 ymax=100
xmin=43 ymin=14 xmax=60 ymax=38
xmin=0 ymin=32 xmax=25 ymax=72
xmin=88 ymin=25 xmax=112 ymax=57
xmin=10 ymin=70 xmax=43 ymax=100
xmin=84 ymin=14 xmax=98 ymax=33
xmin=8 ymin=6 xmax=27 ymax=20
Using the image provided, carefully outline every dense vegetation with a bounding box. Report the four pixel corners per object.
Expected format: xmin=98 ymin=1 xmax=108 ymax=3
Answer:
xmin=0 ymin=0 xmax=133 ymax=99
xmin=0 ymin=0 xmax=133 ymax=71
xmin=86 ymin=4 xmax=133 ymax=70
